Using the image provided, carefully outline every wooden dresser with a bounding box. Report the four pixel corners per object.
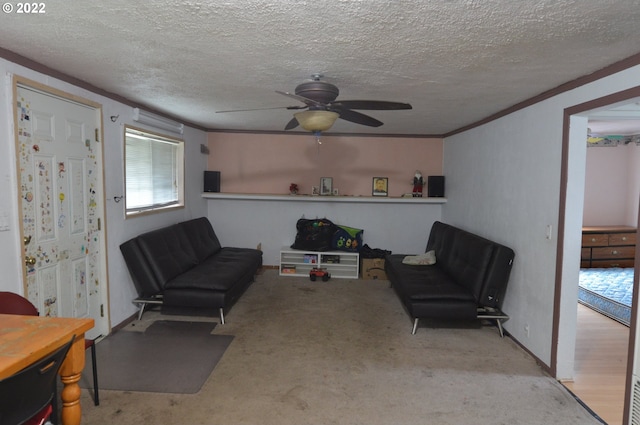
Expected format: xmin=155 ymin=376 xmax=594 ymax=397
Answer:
xmin=581 ymin=226 xmax=636 ymax=268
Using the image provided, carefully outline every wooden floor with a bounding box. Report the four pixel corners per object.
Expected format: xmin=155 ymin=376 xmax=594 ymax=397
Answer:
xmin=563 ymin=303 xmax=629 ymax=425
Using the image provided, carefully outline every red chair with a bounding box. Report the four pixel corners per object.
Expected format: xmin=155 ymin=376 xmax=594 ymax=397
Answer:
xmin=0 ymin=291 xmax=100 ymax=422
xmin=0 ymin=291 xmax=38 ymax=316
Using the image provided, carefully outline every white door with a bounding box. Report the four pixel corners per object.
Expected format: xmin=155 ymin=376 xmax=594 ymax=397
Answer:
xmin=15 ymin=83 xmax=109 ymax=340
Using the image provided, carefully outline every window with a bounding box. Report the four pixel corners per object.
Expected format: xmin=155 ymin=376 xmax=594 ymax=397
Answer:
xmin=124 ymin=126 xmax=184 ymax=216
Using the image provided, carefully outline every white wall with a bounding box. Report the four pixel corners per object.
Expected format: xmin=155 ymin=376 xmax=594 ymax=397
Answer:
xmin=443 ymin=64 xmax=640 ymax=375
xmin=628 ymin=146 xmax=640 ymax=226
xmin=206 ymin=197 xmax=443 ymax=266
xmin=583 ymin=143 xmax=640 ymax=226
xmin=0 ymin=57 xmax=208 ymax=328
xmin=443 ymin=103 xmax=563 ymax=366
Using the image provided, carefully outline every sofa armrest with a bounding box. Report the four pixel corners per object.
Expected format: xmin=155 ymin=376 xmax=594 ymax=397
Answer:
xmin=120 ymin=238 xmax=164 ymax=297
xmin=479 ymin=244 xmax=515 ymax=308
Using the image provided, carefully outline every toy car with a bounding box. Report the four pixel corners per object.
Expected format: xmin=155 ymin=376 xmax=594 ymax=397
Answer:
xmin=309 ymin=267 xmax=330 ymax=282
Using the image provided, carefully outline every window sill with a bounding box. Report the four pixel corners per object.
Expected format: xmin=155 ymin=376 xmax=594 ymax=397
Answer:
xmin=125 ymin=203 xmax=184 ymax=218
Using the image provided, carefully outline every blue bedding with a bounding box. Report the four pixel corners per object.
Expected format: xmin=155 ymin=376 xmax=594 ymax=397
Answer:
xmin=578 ymin=268 xmax=634 ymax=326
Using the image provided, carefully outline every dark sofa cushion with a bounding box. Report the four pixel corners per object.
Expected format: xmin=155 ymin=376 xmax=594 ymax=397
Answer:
xmin=137 ymin=224 xmax=198 ymax=285
xmin=164 ymin=247 xmax=262 ymax=291
xmin=385 ymin=255 xmax=475 ymax=302
xmin=403 ymin=274 xmax=475 ymax=302
xmin=427 ymin=221 xmax=495 ymax=302
xmin=178 ymin=217 xmax=222 ymax=263
xmin=410 ymin=299 xmax=479 ymax=320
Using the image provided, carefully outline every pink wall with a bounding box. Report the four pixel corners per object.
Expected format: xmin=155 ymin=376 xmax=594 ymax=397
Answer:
xmin=583 ymin=144 xmax=640 ymax=226
xmin=207 ymin=132 xmax=443 ymax=197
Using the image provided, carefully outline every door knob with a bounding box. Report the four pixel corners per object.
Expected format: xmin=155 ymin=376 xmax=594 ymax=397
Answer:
xmin=23 ymin=235 xmax=32 ymax=245
xmin=25 ymin=256 xmax=36 ymax=266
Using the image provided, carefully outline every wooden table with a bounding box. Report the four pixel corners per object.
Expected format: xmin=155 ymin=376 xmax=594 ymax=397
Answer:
xmin=0 ymin=314 xmax=94 ymax=425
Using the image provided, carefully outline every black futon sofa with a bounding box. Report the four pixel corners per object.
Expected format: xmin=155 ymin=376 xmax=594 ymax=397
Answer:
xmin=120 ymin=217 xmax=262 ymax=324
xmin=385 ymin=221 xmax=515 ymax=336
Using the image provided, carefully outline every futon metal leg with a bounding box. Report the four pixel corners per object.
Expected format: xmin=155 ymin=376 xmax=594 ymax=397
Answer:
xmin=134 ymin=296 xmax=162 ymax=320
xmin=411 ymin=318 xmax=419 ymax=335
xmin=90 ymin=342 xmax=99 ymax=405
xmin=477 ymin=307 xmax=508 ymax=338
xmin=219 ymin=308 xmax=225 ymax=325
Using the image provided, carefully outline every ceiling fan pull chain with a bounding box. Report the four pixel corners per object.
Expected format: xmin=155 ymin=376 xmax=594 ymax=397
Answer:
xmin=314 ymin=130 xmax=322 ymax=153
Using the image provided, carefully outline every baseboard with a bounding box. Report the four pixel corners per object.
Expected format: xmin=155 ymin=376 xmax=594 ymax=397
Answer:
xmin=507 ymin=333 xmax=552 ymax=376
xmin=111 ymin=312 xmax=138 ymax=333
xmin=260 ymin=265 xmax=279 ymax=272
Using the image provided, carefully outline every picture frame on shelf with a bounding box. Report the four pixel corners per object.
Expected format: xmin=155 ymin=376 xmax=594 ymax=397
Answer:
xmin=320 ymin=177 xmax=333 ymax=195
xmin=372 ymin=177 xmax=388 ymax=196
xmin=312 ymin=186 xmax=320 ymax=196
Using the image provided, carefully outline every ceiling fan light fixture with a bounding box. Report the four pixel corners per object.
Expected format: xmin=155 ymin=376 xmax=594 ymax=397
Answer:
xmin=294 ymin=110 xmax=339 ymax=132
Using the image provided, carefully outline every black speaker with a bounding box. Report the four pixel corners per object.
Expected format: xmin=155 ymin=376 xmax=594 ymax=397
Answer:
xmin=204 ymin=171 xmax=220 ymax=192
xmin=428 ymin=176 xmax=445 ymax=197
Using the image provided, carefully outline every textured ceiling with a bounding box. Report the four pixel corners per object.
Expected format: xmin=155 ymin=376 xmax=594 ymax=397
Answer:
xmin=1 ymin=0 xmax=640 ymax=135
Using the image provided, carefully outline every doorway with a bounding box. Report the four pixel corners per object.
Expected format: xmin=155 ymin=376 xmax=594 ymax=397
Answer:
xmin=556 ymin=89 xmax=640 ymax=425
xmin=13 ymin=77 xmax=110 ymax=340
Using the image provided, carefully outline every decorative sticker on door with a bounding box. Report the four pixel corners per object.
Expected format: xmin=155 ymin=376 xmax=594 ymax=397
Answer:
xmin=69 ymin=159 xmax=85 ymax=234
xmin=34 ymin=156 xmax=55 ymax=241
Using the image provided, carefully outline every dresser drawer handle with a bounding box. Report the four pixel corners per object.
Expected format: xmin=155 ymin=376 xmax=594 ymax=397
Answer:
xmin=622 ymin=236 xmax=627 ymax=241
xmin=591 ymin=238 xmax=596 ymax=242
xmin=612 ymin=250 xmax=618 ymax=255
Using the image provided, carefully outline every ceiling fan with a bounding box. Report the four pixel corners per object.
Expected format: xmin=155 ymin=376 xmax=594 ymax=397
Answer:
xmin=217 ymin=74 xmax=412 ymax=132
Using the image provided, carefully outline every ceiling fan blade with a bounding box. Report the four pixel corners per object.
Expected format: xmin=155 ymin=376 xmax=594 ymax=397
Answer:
xmin=275 ymin=90 xmax=324 ymax=108
xmin=330 ymin=100 xmax=412 ymax=110
xmin=335 ymin=108 xmax=383 ymax=127
xmin=216 ymin=105 xmax=307 ymax=113
xmin=284 ymin=116 xmax=299 ymax=130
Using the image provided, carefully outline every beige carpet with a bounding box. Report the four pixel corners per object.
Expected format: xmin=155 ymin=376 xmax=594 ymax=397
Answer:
xmin=80 ymin=270 xmax=601 ymax=425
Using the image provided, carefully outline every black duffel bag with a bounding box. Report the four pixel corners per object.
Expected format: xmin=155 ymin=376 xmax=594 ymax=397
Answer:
xmin=291 ymin=218 xmax=337 ymax=251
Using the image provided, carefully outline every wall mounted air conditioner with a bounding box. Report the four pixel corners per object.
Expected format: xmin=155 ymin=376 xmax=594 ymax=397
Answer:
xmin=132 ymin=108 xmax=184 ymax=135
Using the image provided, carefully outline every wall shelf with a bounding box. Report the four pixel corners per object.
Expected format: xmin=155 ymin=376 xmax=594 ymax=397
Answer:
xmin=202 ymin=192 xmax=446 ymax=204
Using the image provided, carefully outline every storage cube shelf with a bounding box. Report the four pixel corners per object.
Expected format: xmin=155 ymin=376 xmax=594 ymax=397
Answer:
xmin=280 ymin=247 xmax=359 ymax=279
